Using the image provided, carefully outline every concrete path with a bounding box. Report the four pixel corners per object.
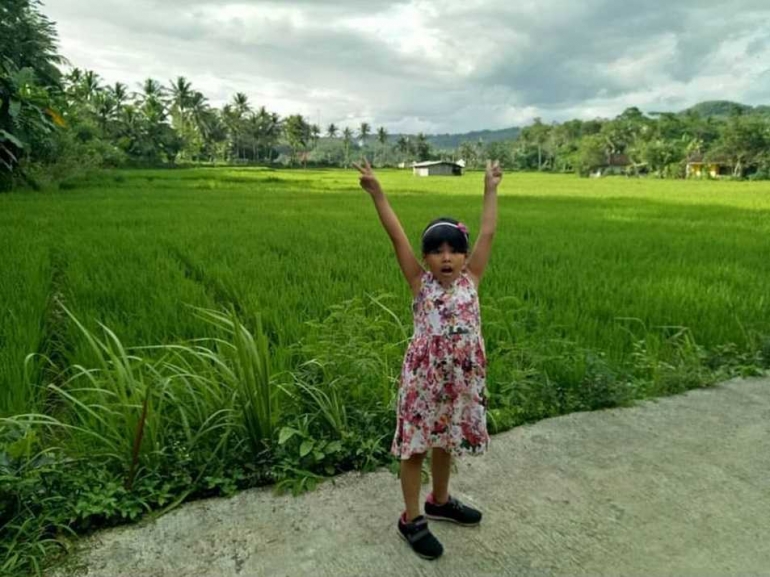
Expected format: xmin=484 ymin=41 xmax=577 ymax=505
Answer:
xmin=51 ymin=376 xmax=770 ymax=577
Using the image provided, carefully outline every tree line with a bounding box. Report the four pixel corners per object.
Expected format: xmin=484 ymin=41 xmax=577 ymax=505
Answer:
xmin=2 ymin=0 xmax=769 ymax=191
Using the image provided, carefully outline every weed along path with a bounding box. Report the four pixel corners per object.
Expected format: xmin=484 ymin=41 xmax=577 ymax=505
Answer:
xmin=52 ymin=376 xmax=770 ymax=577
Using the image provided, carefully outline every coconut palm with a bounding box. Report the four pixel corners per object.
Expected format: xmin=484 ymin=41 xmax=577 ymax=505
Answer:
xmin=92 ymin=91 xmax=117 ymax=132
xmin=232 ymin=92 xmax=251 ymax=116
xmin=109 ymin=82 xmax=128 ymax=108
xmin=189 ymin=91 xmax=211 ymax=138
xmin=140 ymin=78 xmax=164 ymax=104
xmin=169 ymin=76 xmax=193 ymax=129
xmin=396 ymin=135 xmax=409 ymax=155
xmin=81 ymin=70 xmax=101 ymax=102
xmin=63 ymin=67 xmax=82 ymax=98
xmin=374 ymin=126 xmax=388 ymax=165
xmin=415 ymin=133 xmax=430 ymax=161
xmin=342 ymin=127 xmax=353 ymax=167
xmin=376 ymin=126 xmax=388 ymax=146
xmin=326 ymin=123 xmax=338 ymax=138
xmin=358 ymin=122 xmax=370 ymax=146
xmin=220 ymin=104 xmax=240 ymax=161
xmin=264 ymin=112 xmax=281 ymax=162
xmin=229 ymin=93 xmax=251 ymax=160
xmin=310 ymin=124 xmax=321 ymax=147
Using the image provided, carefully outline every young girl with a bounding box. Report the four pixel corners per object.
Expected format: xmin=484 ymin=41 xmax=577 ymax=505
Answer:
xmin=353 ymin=158 xmax=501 ymax=560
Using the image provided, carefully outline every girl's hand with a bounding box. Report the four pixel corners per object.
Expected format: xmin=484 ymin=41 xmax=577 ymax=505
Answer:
xmin=353 ymin=158 xmax=383 ymax=197
xmin=485 ymin=159 xmax=503 ymax=190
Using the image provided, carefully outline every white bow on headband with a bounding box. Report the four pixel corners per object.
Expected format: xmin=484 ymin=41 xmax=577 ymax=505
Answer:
xmin=422 ymin=222 xmax=469 ymax=239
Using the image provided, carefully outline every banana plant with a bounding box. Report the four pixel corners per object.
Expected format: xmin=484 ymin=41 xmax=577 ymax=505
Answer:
xmin=0 ymin=57 xmax=63 ymax=176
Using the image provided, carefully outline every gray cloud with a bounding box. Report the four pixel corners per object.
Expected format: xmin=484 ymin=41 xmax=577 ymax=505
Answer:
xmin=43 ymin=0 xmax=770 ymax=132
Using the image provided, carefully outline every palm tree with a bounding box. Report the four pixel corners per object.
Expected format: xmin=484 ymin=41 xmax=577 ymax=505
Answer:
xmin=63 ymin=68 xmax=82 ymax=99
xmin=284 ymin=114 xmax=311 ymax=166
xmin=188 ymin=91 xmax=213 ymax=159
xmin=376 ymin=126 xmax=388 ymax=146
xmin=168 ymin=76 xmax=194 ymax=157
xmin=358 ymin=122 xmax=371 ymax=146
xmin=342 ymin=127 xmax=353 ymax=167
xmin=141 ymin=78 xmax=161 ymax=100
xmin=415 ymin=133 xmax=430 ymax=161
xmin=396 ymin=135 xmax=409 ymax=155
xmin=310 ymin=124 xmax=321 ymax=148
xmin=140 ymin=78 xmax=164 ymax=103
xmin=265 ymin=112 xmax=281 ymax=162
xmin=189 ymin=91 xmax=210 ymax=135
xmin=81 ymin=70 xmax=101 ymax=102
xmin=92 ymin=91 xmax=117 ymax=133
xmin=246 ymin=112 xmax=260 ymax=161
xmin=327 ymin=123 xmax=338 ymax=138
xmin=109 ymin=82 xmax=128 ymax=108
xmin=229 ymin=93 xmax=251 ymax=160
xmin=232 ymin=92 xmax=251 ymax=116
xmin=375 ymin=126 xmax=388 ymax=165
xmin=169 ymin=76 xmax=193 ymax=125
xmin=221 ymin=104 xmax=240 ymax=161
xmin=396 ymin=135 xmax=410 ymax=164
xmin=249 ymin=106 xmax=269 ymax=161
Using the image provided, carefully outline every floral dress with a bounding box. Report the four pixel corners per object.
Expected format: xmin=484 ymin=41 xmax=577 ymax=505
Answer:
xmin=391 ymin=269 xmax=489 ymax=460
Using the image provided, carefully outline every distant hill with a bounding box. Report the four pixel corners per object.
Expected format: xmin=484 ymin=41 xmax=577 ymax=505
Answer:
xmin=375 ymin=101 xmax=767 ymax=152
xmin=425 ymin=127 xmax=521 ymax=149
xmin=389 ymin=127 xmax=521 ymax=150
xmin=678 ymin=100 xmax=766 ymax=117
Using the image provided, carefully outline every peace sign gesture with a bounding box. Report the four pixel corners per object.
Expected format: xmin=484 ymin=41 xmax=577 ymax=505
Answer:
xmin=352 ymin=158 xmax=383 ymax=197
xmin=485 ymin=159 xmax=503 ymax=190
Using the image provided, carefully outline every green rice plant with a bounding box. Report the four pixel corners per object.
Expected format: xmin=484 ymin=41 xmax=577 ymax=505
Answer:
xmin=190 ymin=306 xmax=279 ymax=454
xmin=289 ymin=370 xmax=349 ymax=437
xmin=0 ymin=304 xmax=286 ymax=575
xmin=0 ymin=240 xmax=50 ymax=417
xmin=44 ymin=303 xmax=158 ymax=469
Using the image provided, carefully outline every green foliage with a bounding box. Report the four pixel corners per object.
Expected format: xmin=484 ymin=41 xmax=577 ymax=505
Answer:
xmin=283 ymin=114 xmax=312 ymax=165
xmin=575 ymin=134 xmax=606 ymax=175
xmin=0 ymin=58 xmax=60 ymax=187
xmin=0 ymin=0 xmax=66 ymax=189
xmin=0 ymin=0 xmax=65 ymax=87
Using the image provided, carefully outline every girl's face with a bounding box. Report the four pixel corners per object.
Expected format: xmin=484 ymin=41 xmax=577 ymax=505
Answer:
xmin=423 ymin=242 xmax=467 ymax=285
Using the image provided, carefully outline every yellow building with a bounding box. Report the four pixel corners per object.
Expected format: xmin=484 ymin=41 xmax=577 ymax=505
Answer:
xmin=686 ymin=155 xmax=732 ymax=178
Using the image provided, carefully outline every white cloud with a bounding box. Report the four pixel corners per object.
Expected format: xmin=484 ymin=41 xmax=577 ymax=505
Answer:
xmin=43 ymin=0 xmax=770 ymax=133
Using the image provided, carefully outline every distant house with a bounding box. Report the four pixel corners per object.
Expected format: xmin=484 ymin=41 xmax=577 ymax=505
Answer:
xmin=412 ymin=160 xmax=464 ymax=177
xmin=685 ymin=154 xmax=733 ymax=178
xmin=589 ymin=154 xmax=632 ymax=177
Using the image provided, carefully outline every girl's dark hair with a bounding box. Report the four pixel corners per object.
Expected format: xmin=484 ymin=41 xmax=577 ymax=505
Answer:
xmin=421 ymin=216 xmax=470 ymax=254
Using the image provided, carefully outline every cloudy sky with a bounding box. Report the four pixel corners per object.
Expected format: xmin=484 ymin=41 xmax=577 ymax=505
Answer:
xmin=44 ymin=0 xmax=770 ymax=134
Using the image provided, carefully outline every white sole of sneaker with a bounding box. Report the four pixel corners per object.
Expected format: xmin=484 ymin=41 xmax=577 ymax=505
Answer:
xmin=423 ymin=514 xmax=480 ymax=526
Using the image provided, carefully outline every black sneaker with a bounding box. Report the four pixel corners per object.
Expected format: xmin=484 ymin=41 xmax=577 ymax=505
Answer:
xmin=424 ymin=495 xmax=482 ymax=526
xmin=397 ymin=513 xmax=444 ymax=560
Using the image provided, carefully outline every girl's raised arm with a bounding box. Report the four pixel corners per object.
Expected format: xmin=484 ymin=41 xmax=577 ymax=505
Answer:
xmin=354 ymin=159 xmax=423 ymax=297
xmin=466 ymin=159 xmax=502 ymax=287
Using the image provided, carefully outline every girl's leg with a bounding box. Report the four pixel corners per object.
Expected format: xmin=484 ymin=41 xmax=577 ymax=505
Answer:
xmin=400 ymin=452 xmax=426 ymax=521
xmin=430 ymin=447 xmax=452 ymax=504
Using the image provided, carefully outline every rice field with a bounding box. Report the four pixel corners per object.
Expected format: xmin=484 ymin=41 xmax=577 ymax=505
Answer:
xmin=2 ymin=167 xmax=769 ymax=418
xmin=3 ymin=167 xmax=770 ymax=574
